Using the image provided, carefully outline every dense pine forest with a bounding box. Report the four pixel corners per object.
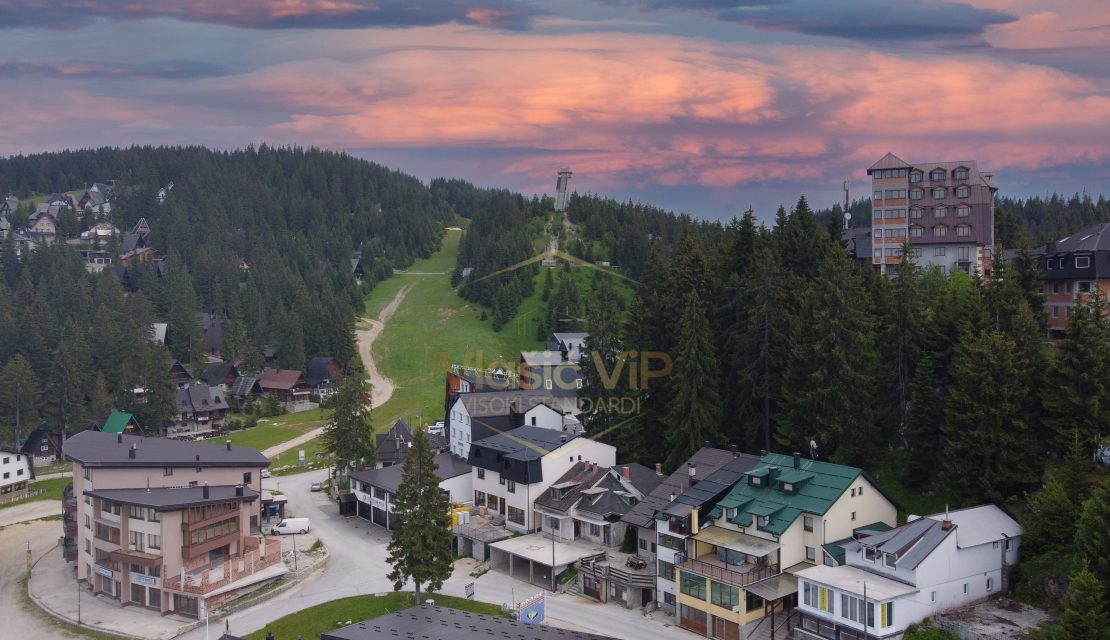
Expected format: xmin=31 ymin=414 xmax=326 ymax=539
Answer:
xmin=0 ymin=146 xmax=451 ymax=440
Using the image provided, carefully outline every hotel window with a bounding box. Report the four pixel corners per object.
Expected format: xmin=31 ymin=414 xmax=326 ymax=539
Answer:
xmin=935 ymin=205 xmax=946 ymax=217
xmin=506 ymin=480 xmax=516 ymax=493
xmin=1076 ymin=256 xmax=1091 ymax=268
xmin=956 ymin=185 xmax=970 ymax=198
xmin=885 ymin=189 xmax=906 ymax=199
xmin=1059 ymin=257 xmax=1066 ymax=269
xmin=934 ymin=225 xmax=948 ymax=237
xmin=911 ymin=248 xmax=922 ymax=258
xmin=147 ymin=534 xmax=160 ymax=549
xmin=680 ymin=572 xmax=707 ymax=599
xmin=957 ymin=205 xmax=970 ymax=217
xmin=873 ymin=190 xmax=882 ymax=201
xmin=909 ymin=189 xmax=923 ymax=200
xmin=954 ymin=167 xmax=969 ymax=180
xmin=910 ymin=226 xmax=923 ymax=238
xmin=163 ymin=467 xmax=173 ymax=476
xmin=873 ymin=209 xmax=883 ymax=220
xmin=841 ymin=594 xmax=865 ymax=623
xmin=874 ymin=249 xmax=883 ymax=261
xmin=476 ymin=468 xmax=485 ymax=480
xmin=931 ymin=169 xmax=946 ymax=181
xmin=756 ymin=515 xmax=769 ymax=529
xmin=932 ymin=187 xmax=946 ymax=198
xmin=886 ymin=248 xmax=903 ymax=257
xmin=956 ymin=225 xmax=971 ymax=237
xmin=959 ymin=247 xmax=971 ymax=261
xmin=910 ymin=207 xmax=923 ymax=219
xmin=910 ymin=171 xmax=923 ymax=183
xmin=935 ymin=247 xmax=946 ymax=256
xmin=1079 ymin=281 xmax=1092 ymax=293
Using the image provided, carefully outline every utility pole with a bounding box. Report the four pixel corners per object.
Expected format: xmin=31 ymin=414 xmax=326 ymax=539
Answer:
xmin=550 ymin=522 xmax=556 ymax=592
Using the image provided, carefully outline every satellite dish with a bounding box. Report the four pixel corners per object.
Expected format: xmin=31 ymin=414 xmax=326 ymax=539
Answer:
xmin=844 ymin=213 xmax=852 ymax=220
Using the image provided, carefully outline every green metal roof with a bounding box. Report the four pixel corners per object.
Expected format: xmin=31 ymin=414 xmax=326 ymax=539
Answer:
xmin=854 ymin=521 xmax=893 ymax=535
xmin=822 ymin=538 xmax=853 ymax=566
xmin=101 ymin=411 xmax=137 ymax=434
xmin=710 ymin=453 xmax=867 ymax=536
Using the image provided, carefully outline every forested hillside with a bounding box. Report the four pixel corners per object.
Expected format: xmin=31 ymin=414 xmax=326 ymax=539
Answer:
xmin=0 ymin=146 xmax=451 ymax=440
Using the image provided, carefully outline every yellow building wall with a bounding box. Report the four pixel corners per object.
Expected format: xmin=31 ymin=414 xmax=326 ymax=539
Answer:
xmin=822 ymin=475 xmax=898 ymax=543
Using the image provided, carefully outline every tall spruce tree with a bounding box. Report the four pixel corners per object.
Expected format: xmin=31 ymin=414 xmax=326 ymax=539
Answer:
xmin=1043 ymin=291 xmax=1109 ymax=453
xmin=1057 ymin=564 xmax=1110 ymax=640
xmin=942 ymin=329 xmax=1039 ymax=502
xmin=663 ymin=290 xmax=723 ymax=469
xmin=1074 ymin=480 xmax=1110 ymax=587
xmin=779 ymin=248 xmax=879 ymax=464
xmin=902 ymin=352 xmax=944 ymax=488
xmin=580 ymin=276 xmax=634 ymax=451
xmin=0 ymin=354 xmax=40 ymax=438
xmin=386 ymin=429 xmax=453 ymax=605
xmin=322 ymin=375 xmax=376 ymax=478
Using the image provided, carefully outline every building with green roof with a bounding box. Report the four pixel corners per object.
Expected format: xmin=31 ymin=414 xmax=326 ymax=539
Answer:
xmin=100 ymin=411 xmax=142 ymax=435
xmin=671 ymin=452 xmax=897 ymax=639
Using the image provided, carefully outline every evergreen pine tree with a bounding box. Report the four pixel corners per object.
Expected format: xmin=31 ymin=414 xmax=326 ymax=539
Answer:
xmin=1043 ymin=291 xmax=1109 ymax=453
xmin=663 ymin=290 xmax=723 ymax=469
xmin=1074 ymin=480 xmax=1110 ymax=586
xmin=42 ymin=341 xmax=88 ymax=431
xmin=273 ymin=305 xmax=306 ymax=369
xmin=386 ymin=429 xmax=453 ymax=605
xmin=321 ymin=375 xmax=376 ymax=479
xmin=0 ymin=354 xmax=40 ymax=439
xmin=902 ymin=352 xmax=945 ymax=488
xmin=1058 ymin=564 xmax=1110 ymax=640
xmin=1022 ymin=479 xmax=1077 ymax=556
xmin=942 ymin=329 xmax=1039 ymax=502
xmin=88 ymin=372 xmax=112 ymax=424
xmin=779 ymin=248 xmax=879 ymax=464
xmin=166 ymin=261 xmax=205 ymax=366
xmin=581 ymin=276 xmax=635 ymax=452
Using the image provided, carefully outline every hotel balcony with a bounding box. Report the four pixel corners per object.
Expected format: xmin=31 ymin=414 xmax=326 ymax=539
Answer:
xmin=62 ymin=484 xmax=77 ymax=513
xmin=675 ymin=527 xmax=782 ymax=588
xmin=163 ymin=537 xmax=282 ymax=596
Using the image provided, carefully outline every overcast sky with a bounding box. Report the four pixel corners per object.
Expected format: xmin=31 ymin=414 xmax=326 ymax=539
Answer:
xmin=0 ymin=0 xmax=1108 ymax=220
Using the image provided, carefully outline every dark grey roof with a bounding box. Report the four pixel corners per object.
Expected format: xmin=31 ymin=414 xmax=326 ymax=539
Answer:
xmin=202 ymin=361 xmax=238 ymax=384
xmin=1036 ymin=223 xmax=1110 ymax=254
xmin=176 ymin=384 xmax=228 ymax=413
xmin=322 ymin=605 xmax=617 ymax=640
xmin=196 ymin=313 xmax=224 ymax=354
xmin=661 ymin=452 xmax=761 ymax=518
xmin=621 ymin=447 xmax=737 ymax=528
xmin=350 ymin=452 xmax=470 ymax=495
xmin=85 ymin=485 xmax=258 ymax=511
xmin=305 ymin=356 xmax=340 ymax=385
xmin=620 ymin=462 xmax=665 ymax=496
xmin=229 ymin=376 xmax=260 ymax=397
xmin=471 ymin=426 xmax=573 ymax=462
xmin=856 ymin=517 xmax=952 ymax=570
xmin=375 ymin=420 xmax=413 ymax=465
xmin=63 ymin=431 xmax=269 ymax=468
xmin=121 ymin=232 xmax=141 ymax=253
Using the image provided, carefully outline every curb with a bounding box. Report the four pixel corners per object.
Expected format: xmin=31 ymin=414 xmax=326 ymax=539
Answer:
xmin=214 ymin=550 xmax=331 ymax=619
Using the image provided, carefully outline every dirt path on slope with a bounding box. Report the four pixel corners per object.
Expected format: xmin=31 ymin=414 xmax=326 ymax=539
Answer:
xmin=356 ymin=285 xmax=410 ymax=410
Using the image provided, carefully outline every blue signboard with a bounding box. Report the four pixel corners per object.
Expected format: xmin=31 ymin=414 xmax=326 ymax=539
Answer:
xmin=135 ymin=574 xmax=157 ymax=586
xmin=517 ymin=592 xmax=544 ymax=625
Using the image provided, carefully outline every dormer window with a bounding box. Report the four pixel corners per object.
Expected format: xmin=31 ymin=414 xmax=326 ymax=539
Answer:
xmin=750 ymin=476 xmax=762 ymax=486
xmin=932 ymin=187 xmax=946 ymax=199
xmin=1076 ymin=256 xmax=1091 ymax=269
xmin=865 ymin=547 xmax=877 ymax=562
xmin=957 ymin=205 xmax=970 ymax=217
xmin=934 ymin=206 xmax=946 ymax=218
xmin=910 ymin=171 xmax=923 ymax=183
xmin=955 ymin=185 xmax=970 ymax=198
xmin=934 ymin=224 xmax=948 ymax=237
xmin=909 ymin=189 xmax=922 ymax=200
xmin=930 ymin=169 xmax=946 ymax=181
xmin=756 ymin=515 xmax=768 ymax=529
xmin=954 ymin=167 xmax=969 ymax=180
xmin=884 ymin=553 xmax=897 ymax=568
xmin=782 ymin=482 xmax=795 ymax=493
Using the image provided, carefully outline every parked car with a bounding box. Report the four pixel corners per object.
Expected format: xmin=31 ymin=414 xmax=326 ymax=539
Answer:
xmin=270 ymin=517 xmax=310 ymax=535
xmin=261 ymin=469 xmax=271 ymax=478
xmin=310 ymin=482 xmax=323 ymax=492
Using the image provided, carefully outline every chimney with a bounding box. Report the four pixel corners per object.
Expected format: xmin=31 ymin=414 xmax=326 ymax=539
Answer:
xmin=195 ymin=454 xmax=201 ymax=462
xmin=203 ymin=483 xmax=209 ymax=499
xmin=235 ymin=484 xmax=244 ymax=497
xmin=767 ymin=465 xmax=779 ymax=481
xmin=941 ymin=519 xmax=954 ymax=531
xmin=117 ymin=433 xmax=123 ymax=444
xmin=655 ymin=462 xmax=662 ymax=476
xmin=793 ymin=452 xmax=801 ymax=469
xmin=226 ymin=439 xmax=232 ymax=451
xmin=560 ymin=435 xmax=567 ymax=443
xmin=688 ymin=462 xmax=697 ymax=478
xmin=622 ymin=466 xmax=630 ymax=480
xmin=128 ymin=444 xmax=136 ymax=459
xmin=669 ymin=492 xmax=676 ymax=502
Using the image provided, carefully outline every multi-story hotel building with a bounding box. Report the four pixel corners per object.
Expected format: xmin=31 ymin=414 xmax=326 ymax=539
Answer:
xmin=1032 ymin=222 xmax=1110 ymax=336
xmin=868 ymin=153 xmax=997 ymax=275
xmin=62 ymin=431 xmax=282 ymax=619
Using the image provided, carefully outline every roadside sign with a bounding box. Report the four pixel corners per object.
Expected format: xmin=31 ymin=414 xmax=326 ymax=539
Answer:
xmin=517 ymin=592 xmax=544 ymax=624
xmin=298 ymin=449 xmax=305 ymax=464
xmin=465 ymin=582 xmax=475 ymax=600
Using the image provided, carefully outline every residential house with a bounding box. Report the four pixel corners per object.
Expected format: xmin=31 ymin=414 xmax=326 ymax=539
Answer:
xmin=27 ymin=203 xmax=62 ymax=241
xmin=468 ymin=427 xmax=616 ymax=588
xmin=305 ymin=356 xmax=342 ymax=399
xmin=373 ymin=419 xmax=448 ymax=469
xmin=80 ymin=248 xmax=113 ymax=273
xmin=196 ymin=313 xmax=224 ymax=358
xmin=228 ymin=375 xmax=262 ymax=408
xmin=553 ymin=332 xmax=589 ymax=363
xmin=100 ymin=411 xmax=144 ymax=435
xmin=62 ymin=432 xmax=279 ymax=618
xmin=843 ymin=226 xmax=873 ymax=269
xmin=169 ymin=360 xmax=193 ymax=389
xmin=259 ymin=368 xmax=311 ymax=410
xmin=349 ymin=452 xmax=472 ymax=529
xmin=443 ymin=368 xmax=516 ymax=417
xmin=796 ymin=505 xmax=1022 ymax=640
xmin=350 ymin=255 xmax=364 ymax=280
xmin=0 ymin=195 xmax=18 ymax=217
xmin=21 ymin=427 xmax=64 ymax=467
xmin=669 ymin=453 xmax=898 ymax=639
xmin=1031 ymin=222 xmax=1110 ymax=336
xmin=621 ymin=447 xmax=739 ymax=602
xmin=654 ymin=451 xmax=763 ymax=616
xmin=80 ymin=219 xmax=118 ymax=242
xmin=519 ymin=350 xmax=583 ymax=414
xmin=173 ymin=384 xmax=229 ymax=434
xmin=79 ymin=182 xmax=112 ymax=215
xmin=0 ymin=447 xmax=33 ymax=504
xmin=535 ymin=462 xmax=663 ymax=608
xmin=448 ymin=389 xmax=570 ymax=459
xmin=201 ymin=362 xmax=240 ymax=391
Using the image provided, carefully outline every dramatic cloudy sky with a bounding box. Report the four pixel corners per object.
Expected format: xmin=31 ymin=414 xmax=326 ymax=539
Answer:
xmin=0 ymin=0 xmax=1108 ymax=220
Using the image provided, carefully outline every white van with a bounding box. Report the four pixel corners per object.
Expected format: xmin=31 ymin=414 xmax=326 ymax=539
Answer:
xmin=270 ymin=517 xmax=310 ymax=535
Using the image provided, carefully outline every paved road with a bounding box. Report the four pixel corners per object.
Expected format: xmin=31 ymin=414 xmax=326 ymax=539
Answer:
xmin=188 ymin=470 xmax=690 ymax=640
xmin=0 ymin=519 xmax=69 ymax=640
xmin=0 ymin=501 xmax=61 ymax=528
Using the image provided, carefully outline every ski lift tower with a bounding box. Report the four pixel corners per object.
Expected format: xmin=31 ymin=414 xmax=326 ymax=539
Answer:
xmin=554 ymin=168 xmax=572 ymax=212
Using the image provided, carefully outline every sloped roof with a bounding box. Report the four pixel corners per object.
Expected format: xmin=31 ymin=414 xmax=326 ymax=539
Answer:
xmin=852 ymin=517 xmax=951 ymax=569
xmin=229 ymin=375 xmax=261 ymax=397
xmin=305 ymin=356 xmax=340 ymax=385
xmin=350 ymin=452 xmax=470 ymax=495
xmin=86 ymin=485 xmax=258 ymax=511
xmin=534 ymin=461 xmax=608 ymax=513
xmin=458 ymin=389 xmax=561 ymax=418
xmin=63 ymin=431 xmax=268 ymax=468
xmin=708 ymin=453 xmax=891 ymax=536
xmin=621 ymin=447 xmax=736 ymax=528
xmin=1036 ymin=222 xmax=1110 ymax=254
xmin=322 ymin=605 xmax=617 ymax=640
xmin=868 ymin=152 xmax=910 ymax=173
xmin=101 ymin=411 xmax=139 ymax=434
xmin=375 ymin=420 xmax=414 ymax=464
xmin=259 ymin=368 xmax=304 ymax=390
xmin=471 ymin=425 xmax=575 ymax=462
xmin=202 ymin=361 xmax=238 ymax=384
xmin=926 ymin=504 xmax=1022 ymax=548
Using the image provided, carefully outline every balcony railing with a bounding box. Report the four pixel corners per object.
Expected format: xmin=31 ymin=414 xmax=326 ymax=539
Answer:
xmin=675 ymin=552 xmax=778 ymax=587
xmin=163 ymin=537 xmax=281 ymax=595
xmin=63 ymin=484 xmax=77 ymax=512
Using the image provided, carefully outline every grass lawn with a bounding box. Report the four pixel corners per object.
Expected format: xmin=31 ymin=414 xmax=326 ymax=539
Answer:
xmin=0 ymin=477 xmax=71 ymax=511
xmin=268 ymin=436 xmax=331 ymax=476
xmin=204 ymin=409 xmax=329 ymax=452
xmin=245 ymin=592 xmax=508 ymax=640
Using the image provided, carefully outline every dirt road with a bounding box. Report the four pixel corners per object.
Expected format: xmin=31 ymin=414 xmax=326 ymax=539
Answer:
xmin=0 ymin=519 xmax=67 ymax=640
xmin=356 ymin=284 xmax=410 ymax=409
